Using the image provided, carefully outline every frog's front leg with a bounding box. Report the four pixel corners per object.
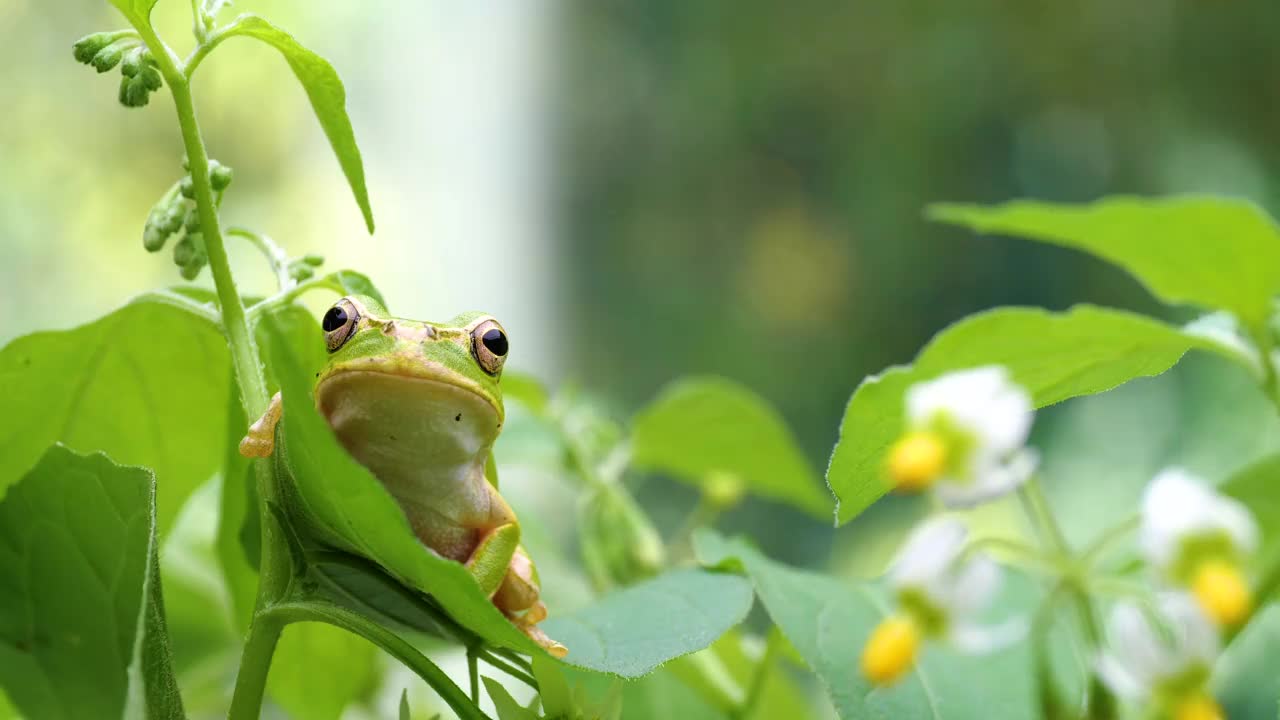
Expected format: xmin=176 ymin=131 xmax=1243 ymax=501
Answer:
xmin=466 ymin=527 xmax=568 ymax=658
xmin=239 ymin=391 xmax=284 ymax=458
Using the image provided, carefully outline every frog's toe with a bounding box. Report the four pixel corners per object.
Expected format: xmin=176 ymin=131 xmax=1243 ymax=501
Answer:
xmin=521 ymin=622 xmax=568 ymax=659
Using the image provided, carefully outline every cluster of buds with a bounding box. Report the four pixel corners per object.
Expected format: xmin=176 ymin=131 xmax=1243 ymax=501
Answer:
xmin=72 ymin=32 xmax=164 ymax=107
xmin=142 ymin=159 xmax=234 ymax=279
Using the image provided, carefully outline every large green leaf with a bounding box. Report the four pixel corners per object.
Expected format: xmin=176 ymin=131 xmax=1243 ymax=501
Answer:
xmin=929 ymin=196 xmax=1280 ymax=332
xmin=827 ymin=304 xmax=1224 ymax=524
xmin=0 ymin=445 xmax=183 ymax=719
xmin=0 ymin=291 xmax=229 ymax=536
xmin=630 ymin=377 xmax=833 ymax=518
xmin=267 ymin=622 xmax=378 ymax=720
xmin=222 ymin=15 xmax=374 ymax=233
xmin=261 ymin=315 xmax=542 ymax=655
xmin=695 ymin=531 xmax=1038 ymax=719
xmin=1214 ymin=606 xmax=1280 ymax=719
xmin=542 ymin=569 xmax=754 ymax=678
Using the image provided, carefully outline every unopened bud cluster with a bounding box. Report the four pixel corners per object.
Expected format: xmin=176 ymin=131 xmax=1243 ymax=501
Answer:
xmin=73 ymin=32 xmax=163 ymax=108
xmin=142 ymin=159 xmax=235 ymax=279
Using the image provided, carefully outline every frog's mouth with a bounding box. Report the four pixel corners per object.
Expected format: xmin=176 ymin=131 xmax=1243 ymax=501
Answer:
xmin=315 ymin=369 xmax=500 ymax=494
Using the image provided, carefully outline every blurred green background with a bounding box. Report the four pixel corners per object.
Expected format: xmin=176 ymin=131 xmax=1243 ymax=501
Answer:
xmin=4 ymin=1 xmax=1280 ymax=717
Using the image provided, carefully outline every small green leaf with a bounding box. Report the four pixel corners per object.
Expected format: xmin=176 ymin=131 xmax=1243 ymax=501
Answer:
xmin=827 ymin=304 xmax=1226 ymax=524
xmin=267 ymin=623 xmax=379 ymax=720
xmin=695 ymin=530 xmax=1038 ymax=720
xmin=929 ymin=196 xmax=1280 ymax=332
xmin=630 ymin=377 xmax=832 ymax=518
xmin=108 ymin=0 xmax=159 ymax=26
xmin=0 ymin=291 xmax=230 ymax=535
xmin=399 ymin=689 xmax=410 ymax=720
xmin=261 ymin=315 xmax=541 ymax=654
xmin=0 ymin=445 xmax=183 ymax=719
xmin=482 ymin=677 xmax=539 ymax=720
xmin=222 ymin=14 xmax=374 ymax=233
xmin=542 ymin=569 xmax=754 ymax=678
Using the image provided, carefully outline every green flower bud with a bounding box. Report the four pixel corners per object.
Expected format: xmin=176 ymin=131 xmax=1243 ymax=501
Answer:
xmin=139 ymin=65 xmax=163 ymax=92
xmin=210 ymin=163 xmax=233 ymax=191
xmin=184 ymin=207 xmax=201 ymax=233
xmin=118 ymin=74 xmax=151 ymax=108
xmin=179 ymin=259 xmax=204 ymax=281
xmin=91 ymin=42 xmax=126 ymax=73
xmin=179 ymin=176 xmax=195 ymax=199
xmin=73 ymin=33 xmax=114 ymax=64
xmin=302 ymin=254 xmax=325 ymax=267
xmin=287 ymin=263 xmax=314 ymax=282
xmin=120 ymin=47 xmax=145 ymax=77
xmin=161 ymin=203 xmax=186 ymax=234
xmin=173 ymin=234 xmax=196 ymax=266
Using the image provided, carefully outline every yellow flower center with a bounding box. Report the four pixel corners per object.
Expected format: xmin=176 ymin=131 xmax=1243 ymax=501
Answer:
xmin=860 ymin=615 xmax=920 ymax=686
xmin=1191 ymin=560 xmax=1251 ymax=626
xmin=888 ymin=431 xmax=947 ymax=492
xmin=1174 ymin=694 xmax=1223 ymax=720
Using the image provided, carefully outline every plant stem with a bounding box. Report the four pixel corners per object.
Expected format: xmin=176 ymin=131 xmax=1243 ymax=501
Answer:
xmin=262 ymin=601 xmax=490 ymax=720
xmin=227 ymin=227 xmax=291 ymax=292
xmin=476 ymin=650 xmax=538 ymax=690
xmin=467 ymin=646 xmax=480 ymax=703
xmin=1016 ymin=479 xmax=1115 ymax=720
xmin=133 ymin=21 xmax=292 ymax=719
xmin=731 ymin=626 xmax=783 ymax=720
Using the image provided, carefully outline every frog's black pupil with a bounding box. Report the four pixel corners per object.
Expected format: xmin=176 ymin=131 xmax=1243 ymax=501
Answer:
xmin=482 ymin=328 xmax=508 ymax=356
xmin=322 ymin=306 xmax=348 ymax=332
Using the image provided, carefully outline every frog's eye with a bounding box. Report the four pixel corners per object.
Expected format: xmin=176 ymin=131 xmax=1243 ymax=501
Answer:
xmin=471 ymin=319 xmax=508 ymax=376
xmin=322 ymin=298 xmax=360 ymax=352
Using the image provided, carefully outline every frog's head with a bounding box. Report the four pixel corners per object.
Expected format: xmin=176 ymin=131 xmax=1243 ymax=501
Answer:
xmin=313 ymin=295 xmax=508 ymax=484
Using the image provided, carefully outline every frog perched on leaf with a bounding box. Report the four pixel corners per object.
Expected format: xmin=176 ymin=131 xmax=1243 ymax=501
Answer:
xmin=240 ymin=295 xmax=566 ymax=657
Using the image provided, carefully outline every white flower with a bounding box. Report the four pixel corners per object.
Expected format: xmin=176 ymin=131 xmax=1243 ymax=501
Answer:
xmin=1140 ymin=468 xmax=1257 ymax=571
xmin=889 ymin=366 xmax=1038 ymax=507
xmin=1096 ymin=593 xmax=1221 ymax=714
xmin=1140 ymin=468 xmax=1258 ymax=625
xmin=863 ymin=517 xmax=1019 ymax=686
xmin=887 ymin=517 xmax=1019 ymax=652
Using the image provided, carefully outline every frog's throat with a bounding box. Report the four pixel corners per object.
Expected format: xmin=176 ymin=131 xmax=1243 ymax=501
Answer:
xmin=315 ymin=370 xmax=501 ymax=506
xmin=318 ymin=354 xmax=502 ymax=423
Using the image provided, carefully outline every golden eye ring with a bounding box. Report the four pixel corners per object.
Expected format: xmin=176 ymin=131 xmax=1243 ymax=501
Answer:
xmin=471 ymin=318 xmax=508 ymax=375
xmin=322 ymin=297 xmax=361 ymax=352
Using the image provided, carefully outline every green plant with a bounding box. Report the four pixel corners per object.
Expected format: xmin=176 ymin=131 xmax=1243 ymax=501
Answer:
xmin=4 ymin=3 xmax=1280 ymax=719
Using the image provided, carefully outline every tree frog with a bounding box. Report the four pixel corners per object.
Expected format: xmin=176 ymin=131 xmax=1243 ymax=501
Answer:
xmin=239 ymin=294 xmax=566 ymax=657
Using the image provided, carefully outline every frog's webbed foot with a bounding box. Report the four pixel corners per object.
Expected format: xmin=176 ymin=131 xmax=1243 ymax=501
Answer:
xmin=239 ymin=392 xmax=283 ymax=458
xmin=493 ymin=546 xmax=568 ymax=658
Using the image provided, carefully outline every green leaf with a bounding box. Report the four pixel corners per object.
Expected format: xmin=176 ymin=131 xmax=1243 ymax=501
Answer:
xmin=267 ymin=622 xmax=379 ymax=720
xmin=1214 ymin=606 xmax=1280 ymax=719
xmin=630 ymin=377 xmax=832 ymax=518
xmin=108 ymin=0 xmax=159 ymax=25
xmin=827 ymin=304 xmax=1223 ymax=524
xmin=1219 ymin=453 xmax=1280 ymax=601
xmin=542 ymin=569 xmax=754 ymax=678
xmin=223 ymin=15 xmax=374 ymax=233
xmin=695 ymin=530 xmax=1038 ymax=720
xmin=260 ymin=315 xmax=542 ymax=654
xmin=0 ymin=445 xmax=183 ymax=719
xmin=482 ymin=677 xmax=539 ymax=720
xmin=0 ymin=291 xmax=229 ymax=536
xmin=501 ymin=371 xmax=551 ymax=416
xmin=929 ymin=196 xmax=1280 ymax=331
